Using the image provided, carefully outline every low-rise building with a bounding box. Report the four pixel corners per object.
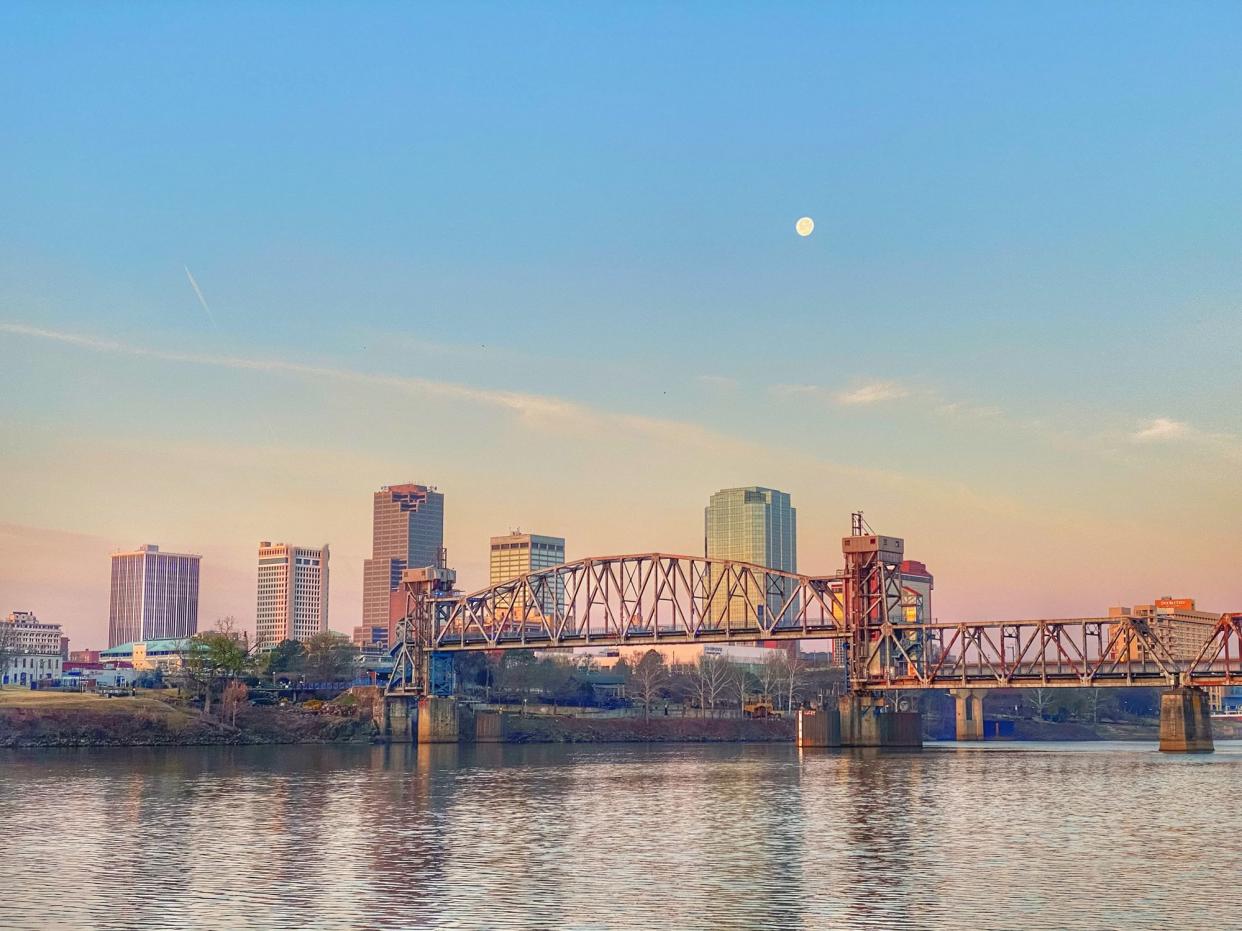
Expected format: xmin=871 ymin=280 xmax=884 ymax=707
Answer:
xmin=60 ymin=662 xmax=137 ymax=691
xmin=100 ymin=639 xmax=192 ymax=671
xmin=352 ymin=624 xmax=390 ymax=650
xmin=1214 ymin=687 xmax=1242 ymax=715
xmin=1 ymin=611 xmax=65 ymax=687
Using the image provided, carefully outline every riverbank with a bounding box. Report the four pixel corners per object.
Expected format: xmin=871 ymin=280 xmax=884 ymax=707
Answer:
xmin=503 ymin=714 xmax=795 ymax=743
xmin=7 ymin=689 xmax=1239 ymax=748
xmin=0 ymin=690 xmax=373 ymax=748
xmin=1003 ymin=717 xmax=1242 ymax=741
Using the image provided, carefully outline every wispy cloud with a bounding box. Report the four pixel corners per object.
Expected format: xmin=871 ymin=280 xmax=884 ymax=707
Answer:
xmin=0 ymin=322 xmax=582 ymax=423
xmin=769 ymin=380 xmax=911 ymax=406
xmin=835 ymin=380 xmax=910 ymax=405
xmin=0 ymin=320 xmax=941 ymax=487
xmin=1125 ymin=416 xmax=1242 ymax=463
xmin=769 ymin=383 xmax=823 ymax=399
xmin=1130 ymin=417 xmax=1193 ymax=442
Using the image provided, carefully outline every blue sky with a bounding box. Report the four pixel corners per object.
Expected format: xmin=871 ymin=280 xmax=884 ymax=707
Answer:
xmin=2 ymin=3 xmax=1240 ymax=644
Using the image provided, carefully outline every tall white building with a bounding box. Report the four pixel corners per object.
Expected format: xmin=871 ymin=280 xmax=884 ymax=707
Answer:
xmin=256 ymin=542 xmax=330 ymax=646
xmin=108 ymin=545 xmax=201 ymax=648
xmin=1 ymin=611 xmax=64 ymax=686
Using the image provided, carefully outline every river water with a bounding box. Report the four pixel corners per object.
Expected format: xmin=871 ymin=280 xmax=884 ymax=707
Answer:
xmin=1 ymin=740 xmax=1239 ymax=930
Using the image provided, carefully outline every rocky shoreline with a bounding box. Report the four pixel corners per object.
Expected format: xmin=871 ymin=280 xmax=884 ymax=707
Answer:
xmin=6 ymin=691 xmax=1238 ymax=749
xmin=0 ymin=692 xmax=373 ymax=748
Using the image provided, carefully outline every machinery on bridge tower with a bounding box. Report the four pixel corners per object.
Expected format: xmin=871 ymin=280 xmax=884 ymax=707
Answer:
xmin=387 ymin=551 xmax=457 ymax=697
xmin=841 ymin=512 xmax=922 ymax=692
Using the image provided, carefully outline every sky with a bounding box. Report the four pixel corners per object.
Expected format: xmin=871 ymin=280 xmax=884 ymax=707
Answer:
xmin=2 ymin=3 xmax=1241 ymax=649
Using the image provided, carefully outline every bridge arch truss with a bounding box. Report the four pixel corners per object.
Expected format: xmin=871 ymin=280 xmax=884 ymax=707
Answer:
xmin=416 ymin=553 xmax=848 ymax=651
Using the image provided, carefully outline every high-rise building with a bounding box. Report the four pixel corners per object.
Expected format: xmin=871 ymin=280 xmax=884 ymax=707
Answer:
xmin=361 ymin=484 xmax=444 ymax=646
xmin=490 ymin=532 xmax=566 ymax=616
xmin=704 ymin=487 xmax=797 ymax=626
xmin=108 ymin=545 xmax=201 ymax=648
xmin=256 ymin=542 xmax=330 ymax=647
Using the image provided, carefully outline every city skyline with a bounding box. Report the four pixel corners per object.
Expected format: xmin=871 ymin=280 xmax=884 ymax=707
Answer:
xmin=6 ymin=471 xmax=1238 ymax=651
xmin=3 ymin=4 xmax=1241 ymax=647
xmin=4 ymin=7 xmax=1240 ymax=929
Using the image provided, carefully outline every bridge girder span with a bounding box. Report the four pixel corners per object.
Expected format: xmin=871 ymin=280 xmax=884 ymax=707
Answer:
xmin=386 ymin=548 xmax=1242 ymax=695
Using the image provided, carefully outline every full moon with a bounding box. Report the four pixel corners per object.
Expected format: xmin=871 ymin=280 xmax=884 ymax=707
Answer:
xmin=795 ymin=216 xmax=814 ymax=237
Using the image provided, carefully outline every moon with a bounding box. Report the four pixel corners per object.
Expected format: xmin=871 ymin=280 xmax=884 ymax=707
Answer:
xmin=795 ymin=216 xmax=814 ymax=237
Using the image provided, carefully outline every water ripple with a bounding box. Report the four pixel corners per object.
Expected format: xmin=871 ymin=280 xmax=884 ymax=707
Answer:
xmin=1 ymin=741 xmax=1240 ymax=930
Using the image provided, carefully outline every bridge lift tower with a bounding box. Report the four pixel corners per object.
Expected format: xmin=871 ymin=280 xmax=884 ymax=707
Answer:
xmin=388 ymin=552 xmax=457 ymax=697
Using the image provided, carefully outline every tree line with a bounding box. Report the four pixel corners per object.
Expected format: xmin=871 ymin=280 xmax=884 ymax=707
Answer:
xmin=181 ymin=618 xmax=359 ymax=717
xmin=454 ymin=647 xmax=845 ymax=719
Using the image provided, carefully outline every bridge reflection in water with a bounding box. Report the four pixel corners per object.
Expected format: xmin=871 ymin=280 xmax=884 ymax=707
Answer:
xmin=5 ymin=742 xmax=1238 ymax=930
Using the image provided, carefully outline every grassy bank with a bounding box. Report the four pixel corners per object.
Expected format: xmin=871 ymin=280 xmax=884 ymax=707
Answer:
xmin=0 ymin=689 xmax=374 ymax=748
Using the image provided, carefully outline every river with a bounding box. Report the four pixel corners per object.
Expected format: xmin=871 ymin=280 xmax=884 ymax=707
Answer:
xmin=2 ymin=740 xmax=1239 ymax=930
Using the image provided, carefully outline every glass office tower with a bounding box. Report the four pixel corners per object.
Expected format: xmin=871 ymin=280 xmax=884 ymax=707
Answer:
xmin=704 ymin=487 xmax=797 ymax=626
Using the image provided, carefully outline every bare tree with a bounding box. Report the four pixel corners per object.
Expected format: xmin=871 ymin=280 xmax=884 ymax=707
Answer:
xmin=221 ymin=680 xmax=249 ymax=727
xmin=184 ymin=617 xmax=255 ymax=717
xmin=782 ymin=651 xmax=806 ymax=713
xmin=728 ymin=662 xmax=753 ymax=715
xmin=1085 ymin=687 xmax=1103 ymax=724
xmin=759 ymin=653 xmax=783 ymax=705
xmin=1027 ymin=687 xmax=1054 ymax=722
xmin=630 ymin=649 xmax=667 ymax=720
xmin=692 ymin=654 xmax=731 ymax=716
xmin=0 ymin=620 xmax=16 ymax=686
xmin=302 ymin=631 xmax=358 ymax=685
xmin=577 ymin=655 xmax=599 ymax=675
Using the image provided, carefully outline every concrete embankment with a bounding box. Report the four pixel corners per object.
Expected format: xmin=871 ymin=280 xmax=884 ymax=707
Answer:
xmin=502 ymin=714 xmax=794 ymax=743
xmin=1006 ymin=718 xmax=1242 ymax=741
xmin=0 ymin=691 xmax=373 ymax=748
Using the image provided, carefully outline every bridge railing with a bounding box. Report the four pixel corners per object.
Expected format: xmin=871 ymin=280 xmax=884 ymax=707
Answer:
xmin=854 ymin=614 xmax=1242 ymax=690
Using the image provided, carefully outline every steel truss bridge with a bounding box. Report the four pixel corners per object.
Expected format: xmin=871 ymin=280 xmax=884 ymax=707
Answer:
xmin=388 ymin=529 xmax=1242 ymax=696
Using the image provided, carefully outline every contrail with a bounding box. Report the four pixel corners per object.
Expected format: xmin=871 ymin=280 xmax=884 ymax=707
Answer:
xmin=183 ymin=265 xmax=217 ymax=328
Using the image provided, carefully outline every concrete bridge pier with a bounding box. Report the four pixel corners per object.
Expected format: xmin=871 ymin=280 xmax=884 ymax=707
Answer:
xmin=796 ymin=706 xmax=842 ymax=748
xmin=381 ymin=695 xmax=480 ymax=744
xmin=382 ymin=694 xmax=419 ymax=743
xmin=838 ymin=695 xmax=922 ymax=749
xmin=950 ymin=689 xmax=986 ymax=741
xmin=1159 ymin=687 xmax=1214 ymax=753
xmin=418 ymin=696 xmax=468 ymax=743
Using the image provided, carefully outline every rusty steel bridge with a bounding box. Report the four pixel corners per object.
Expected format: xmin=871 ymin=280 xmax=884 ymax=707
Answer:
xmin=387 ymin=518 xmax=1242 ymax=698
